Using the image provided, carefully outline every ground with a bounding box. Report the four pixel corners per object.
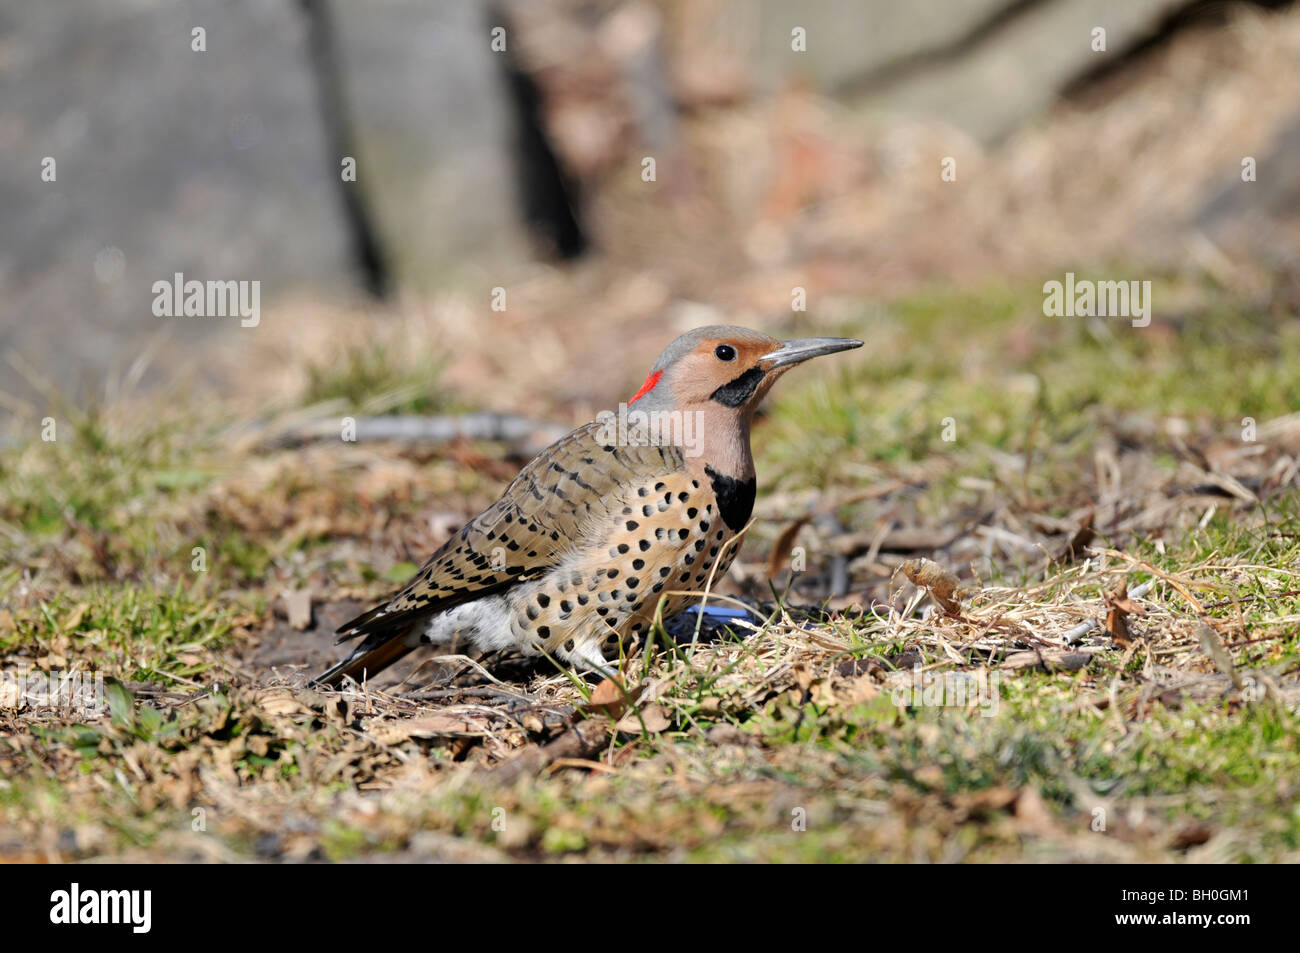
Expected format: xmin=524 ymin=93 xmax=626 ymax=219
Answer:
xmin=2 ymin=275 xmax=1298 ymax=863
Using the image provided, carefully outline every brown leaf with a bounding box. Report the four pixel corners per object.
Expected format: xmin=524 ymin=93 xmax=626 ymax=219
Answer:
xmin=616 ymin=702 xmax=671 ymax=734
xmin=62 ymin=602 xmax=90 ymax=632
xmin=254 ymin=688 xmax=312 ymax=717
xmin=1012 ymin=787 xmax=1056 ymax=835
xmin=1056 ymin=509 xmax=1095 ymax=564
xmin=901 ymin=558 xmax=967 ymax=614
xmin=0 ymin=678 xmax=20 ymax=709
xmin=1196 ymin=622 xmax=1241 ymax=688
xmin=793 ymin=663 xmax=815 ymax=693
xmin=1169 ymin=821 xmax=1215 ymax=850
xmin=281 ymin=589 xmax=313 ymax=631
xmin=766 ymin=515 xmax=812 ymax=579
xmin=840 ymin=674 xmax=880 ymax=706
xmin=395 ymin=712 xmax=484 ymax=739
xmin=1104 ymin=579 xmax=1137 ymax=646
xmin=579 ymin=677 xmax=644 ymax=720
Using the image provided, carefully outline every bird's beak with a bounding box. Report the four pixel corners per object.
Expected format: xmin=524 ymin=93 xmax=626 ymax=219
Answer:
xmin=760 ymin=337 xmax=863 ymax=369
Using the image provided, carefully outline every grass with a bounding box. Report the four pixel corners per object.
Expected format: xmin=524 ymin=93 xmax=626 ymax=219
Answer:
xmin=0 ymin=276 xmax=1298 ymax=862
xmin=763 ymin=277 xmax=1300 ymax=502
xmin=301 ymin=340 xmax=453 ymax=416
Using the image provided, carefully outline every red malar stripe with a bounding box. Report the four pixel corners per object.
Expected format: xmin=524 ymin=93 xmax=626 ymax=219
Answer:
xmin=628 ymin=369 xmax=662 ymax=404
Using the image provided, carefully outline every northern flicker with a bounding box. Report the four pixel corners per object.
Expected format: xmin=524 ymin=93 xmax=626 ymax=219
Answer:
xmin=316 ymin=326 xmax=861 ymax=686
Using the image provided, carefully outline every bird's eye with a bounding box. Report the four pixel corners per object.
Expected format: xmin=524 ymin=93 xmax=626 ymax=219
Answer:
xmin=714 ymin=344 xmax=737 ymax=361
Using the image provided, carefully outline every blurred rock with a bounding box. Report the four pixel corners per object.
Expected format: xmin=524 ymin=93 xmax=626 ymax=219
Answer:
xmin=0 ymin=0 xmax=536 ymax=414
xmin=714 ymin=0 xmax=1191 ymax=144
xmin=0 ymin=0 xmax=355 ymax=406
xmin=324 ymin=0 xmax=535 ymax=289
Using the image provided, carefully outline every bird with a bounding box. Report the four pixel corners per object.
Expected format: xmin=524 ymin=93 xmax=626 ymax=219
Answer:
xmin=315 ymin=325 xmax=861 ymax=687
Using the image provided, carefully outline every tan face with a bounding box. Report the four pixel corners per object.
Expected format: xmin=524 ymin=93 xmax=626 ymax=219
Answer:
xmin=636 ymin=325 xmax=863 ymax=479
xmin=665 ymin=332 xmax=784 ymax=409
xmin=636 ymin=325 xmax=863 ymax=420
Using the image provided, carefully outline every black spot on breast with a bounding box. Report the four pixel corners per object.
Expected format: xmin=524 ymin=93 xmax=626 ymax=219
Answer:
xmin=710 ymin=366 xmax=766 ymax=407
xmin=706 ymin=465 xmax=756 ymax=532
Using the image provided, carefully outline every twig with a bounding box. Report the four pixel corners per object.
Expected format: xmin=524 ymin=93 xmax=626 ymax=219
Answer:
xmin=258 ymin=412 xmax=568 ymax=453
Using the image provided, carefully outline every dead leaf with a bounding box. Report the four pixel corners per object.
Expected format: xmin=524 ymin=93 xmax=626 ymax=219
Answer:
xmin=368 ymin=712 xmax=485 ymax=744
xmin=1012 ymin=787 xmax=1055 ymax=835
xmin=766 ymin=515 xmax=812 ymax=579
xmin=0 ymin=678 xmax=21 ymax=709
xmin=282 ymin=589 xmax=313 ymax=631
xmin=792 ymin=663 xmax=816 ymax=697
xmin=254 ymin=688 xmax=312 ymax=717
xmin=840 ymin=674 xmax=880 ymax=706
xmin=62 ymin=602 xmax=90 ymax=632
xmin=706 ymin=724 xmax=755 ymax=746
xmin=901 ymin=558 xmax=968 ymax=614
xmin=953 ymin=786 xmax=1018 ymax=818
xmin=1104 ymin=579 xmax=1141 ymax=646
xmin=1169 ymin=820 xmax=1215 ymax=849
xmin=1056 ymin=509 xmax=1095 ymax=563
xmin=580 ymin=677 xmax=644 ymax=720
xmin=1196 ymin=622 xmax=1241 ymax=688
xmin=616 ymin=702 xmax=670 ymax=734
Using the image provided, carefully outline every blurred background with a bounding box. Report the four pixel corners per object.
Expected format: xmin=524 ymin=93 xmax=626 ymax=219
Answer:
xmin=1 ymin=0 xmax=1298 ymax=421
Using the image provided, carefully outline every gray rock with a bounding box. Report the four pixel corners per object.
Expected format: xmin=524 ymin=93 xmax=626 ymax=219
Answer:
xmin=740 ymin=0 xmax=1189 ymax=143
xmin=0 ymin=0 xmax=355 ymax=407
xmin=324 ymin=0 xmax=532 ymax=292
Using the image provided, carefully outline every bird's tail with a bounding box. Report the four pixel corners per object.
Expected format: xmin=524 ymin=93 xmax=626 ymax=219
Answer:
xmin=312 ymin=625 xmax=419 ymax=688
